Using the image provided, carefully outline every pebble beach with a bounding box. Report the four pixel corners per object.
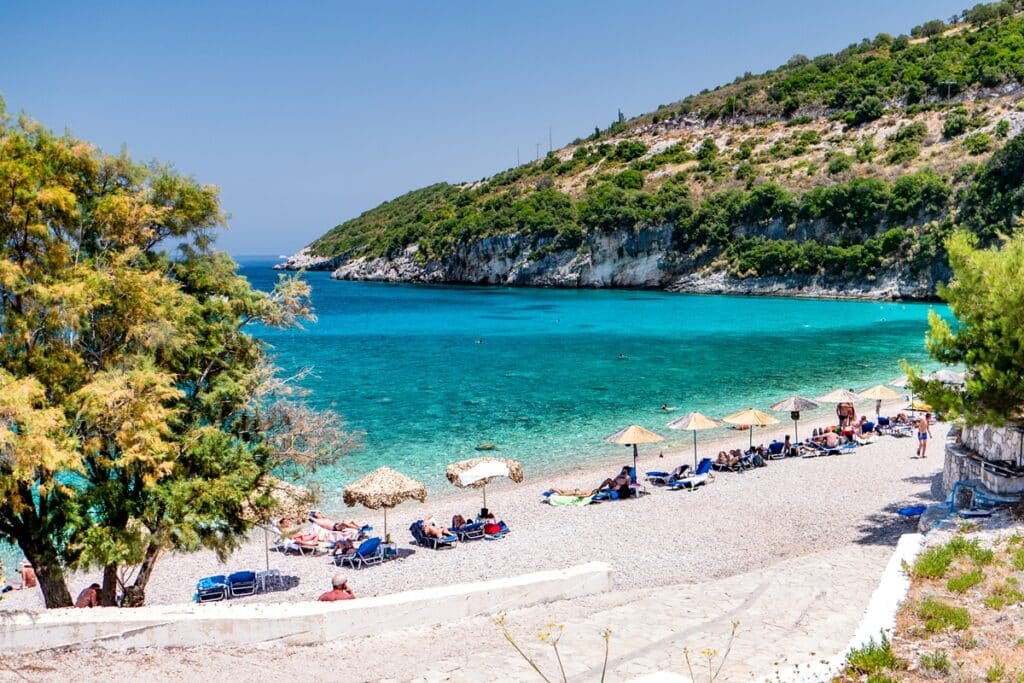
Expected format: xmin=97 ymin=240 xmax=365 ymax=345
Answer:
xmin=1 ymin=400 xmax=944 ymax=612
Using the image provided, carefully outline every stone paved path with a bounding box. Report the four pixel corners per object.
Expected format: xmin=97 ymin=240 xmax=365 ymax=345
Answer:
xmin=5 ymin=541 xmax=896 ymax=682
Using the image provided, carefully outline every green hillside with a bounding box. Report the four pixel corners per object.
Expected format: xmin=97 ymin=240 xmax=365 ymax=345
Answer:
xmin=304 ymin=3 xmax=1024 ymax=283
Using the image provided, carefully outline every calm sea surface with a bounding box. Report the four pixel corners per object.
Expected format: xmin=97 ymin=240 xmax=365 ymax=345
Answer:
xmin=0 ymin=257 xmax=949 ymax=574
xmin=242 ymin=258 xmax=949 ymax=491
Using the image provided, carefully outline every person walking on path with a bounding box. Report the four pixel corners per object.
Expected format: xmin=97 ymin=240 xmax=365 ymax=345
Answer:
xmin=916 ymin=413 xmax=932 ymax=458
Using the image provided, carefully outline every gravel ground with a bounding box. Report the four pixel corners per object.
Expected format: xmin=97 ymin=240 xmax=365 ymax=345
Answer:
xmin=0 ymin=402 xmax=944 ymax=611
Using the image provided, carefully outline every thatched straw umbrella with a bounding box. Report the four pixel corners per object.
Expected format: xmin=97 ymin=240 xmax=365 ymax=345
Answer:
xmin=343 ymin=466 xmax=427 ymax=541
xmin=859 ymin=384 xmax=902 ymax=419
xmin=769 ymin=395 xmax=819 ymax=443
xmin=243 ymin=476 xmax=318 ymax=574
xmin=445 ymin=457 xmax=523 ymax=508
xmin=722 ymin=408 xmax=779 ymax=449
xmin=665 ymin=412 xmax=720 ymax=469
xmin=604 ymin=425 xmax=664 ymax=474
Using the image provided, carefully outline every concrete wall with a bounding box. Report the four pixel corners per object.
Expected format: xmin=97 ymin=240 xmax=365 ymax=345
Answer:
xmin=0 ymin=562 xmax=612 ymax=653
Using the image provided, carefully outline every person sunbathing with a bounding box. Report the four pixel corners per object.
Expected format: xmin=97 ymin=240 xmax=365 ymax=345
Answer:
xmin=310 ymin=511 xmax=365 ymax=532
xmin=279 ymin=518 xmax=324 ymax=548
xmin=422 ymin=516 xmax=454 ymax=539
xmin=821 ymin=430 xmax=841 ymax=448
xmin=715 ymin=451 xmax=740 ymax=467
xmin=548 ymin=487 xmax=598 ymax=497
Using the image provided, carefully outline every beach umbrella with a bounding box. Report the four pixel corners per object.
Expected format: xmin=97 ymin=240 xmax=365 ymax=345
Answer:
xmin=666 ymin=412 xmax=721 ymax=469
xmin=926 ymin=369 xmax=966 ymax=385
xmin=445 ymin=457 xmax=523 ymax=508
xmin=242 ymin=476 xmax=318 ymax=575
xmin=722 ymin=408 xmax=779 ymax=449
xmin=769 ymin=396 xmax=819 ymax=443
xmin=604 ymin=425 xmax=664 ymax=474
xmin=816 ymin=388 xmax=862 ymax=403
xmin=343 ymin=466 xmax=427 ymax=541
xmin=859 ymin=384 xmax=902 ymax=400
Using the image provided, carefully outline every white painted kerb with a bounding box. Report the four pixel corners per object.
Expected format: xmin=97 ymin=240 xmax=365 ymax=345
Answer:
xmin=0 ymin=561 xmax=612 ymax=652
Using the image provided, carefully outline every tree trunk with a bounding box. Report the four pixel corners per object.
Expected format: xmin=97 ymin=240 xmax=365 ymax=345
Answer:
xmin=19 ymin=540 xmax=72 ymax=608
xmin=121 ymin=542 xmax=161 ymax=608
xmin=101 ymin=564 xmax=119 ymax=607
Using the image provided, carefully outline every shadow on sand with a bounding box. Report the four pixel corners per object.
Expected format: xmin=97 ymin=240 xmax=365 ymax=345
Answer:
xmin=853 ymin=471 xmax=945 ymax=546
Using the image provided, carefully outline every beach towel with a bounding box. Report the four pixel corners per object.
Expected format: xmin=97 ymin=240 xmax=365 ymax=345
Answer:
xmin=546 ymin=494 xmax=593 ymax=506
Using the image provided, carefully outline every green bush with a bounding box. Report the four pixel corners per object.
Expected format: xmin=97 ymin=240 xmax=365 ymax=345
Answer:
xmin=918 ymin=597 xmax=971 ymax=632
xmin=996 ymin=119 xmax=1011 ymax=138
xmin=944 ymin=109 xmax=971 ymax=139
xmin=827 ymin=152 xmax=854 ymax=175
xmin=613 ymin=169 xmax=645 ymax=190
xmin=887 ymin=141 xmax=920 ymax=165
xmin=920 ymin=649 xmax=952 ymax=674
xmin=947 ymin=569 xmax=984 ymax=593
xmin=846 ymin=634 xmax=902 ymax=675
xmin=854 ymin=96 xmax=885 ymax=125
xmin=612 ymin=140 xmax=648 ymax=162
xmin=964 ymin=132 xmax=993 ymax=155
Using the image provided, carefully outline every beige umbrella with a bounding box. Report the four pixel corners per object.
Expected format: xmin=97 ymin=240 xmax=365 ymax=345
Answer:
xmin=243 ymin=476 xmax=318 ymax=574
xmin=859 ymin=384 xmax=902 ymax=400
xmin=343 ymin=466 xmax=427 ymax=540
xmin=816 ymin=388 xmax=862 ymax=403
xmin=666 ymin=412 xmax=721 ymax=469
xmin=604 ymin=425 xmax=664 ymax=473
xmin=445 ymin=457 xmax=523 ymax=508
xmin=722 ymin=408 xmax=779 ymax=449
xmin=859 ymin=384 xmax=902 ymax=420
xmin=769 ymin=396 xmax=819 ymax=443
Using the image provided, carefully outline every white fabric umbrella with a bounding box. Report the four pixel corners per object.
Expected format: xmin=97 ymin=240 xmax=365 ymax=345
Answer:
xmin=454 ymin=460 xmax=511 ymax=486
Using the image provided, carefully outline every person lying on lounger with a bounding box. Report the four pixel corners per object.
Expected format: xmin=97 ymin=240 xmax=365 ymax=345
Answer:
xmin=422 ymin=516 xmax=454 ymax=539
xmin=279 ymin=518 xmax=325 ymax=548
xmin=821 ymin=430 xmax=842 ymax=448
xmin=310 ymin=511 xmax=366 ymax=532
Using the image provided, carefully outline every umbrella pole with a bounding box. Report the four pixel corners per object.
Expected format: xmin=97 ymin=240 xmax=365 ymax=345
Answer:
xmin=383 ymin=507 xmax=388 ymax=543
xmin=794 ymin=419 xmax=799 ymax=445
xmin=692 ymin=431 xmax=697 ymax=470
xmin=632 ymin=444 xmax=638 ymax=475
xmin=749 ymin=428 xmax=753 ymax=450
xmin=482 ymin=484 xmax=487 ymax=510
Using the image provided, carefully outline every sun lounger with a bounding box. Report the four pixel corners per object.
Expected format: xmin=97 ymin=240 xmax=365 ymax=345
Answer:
xmin=227 ymin=571 xmax=257 ymax=597
xmin=195 ymin=575 xmax=228 ymax=603
xmin=334 ymin=537 xmax=385 ymax=568
xmin=802 ymin=440 xmax=856 ymax=456
xmin=453 ymin=522 xmax=485 ymax=541
xmin=668 ymin=458 xmax=714 ymax=490
xmin=767 ymin=441 xmax=786 ymax=460
xmin=410 ymin=520 xmax=457 ymax=549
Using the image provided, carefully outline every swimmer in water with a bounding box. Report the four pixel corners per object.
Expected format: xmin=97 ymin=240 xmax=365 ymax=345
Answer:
xmin=475 ymin=339 xmax=484 ymax=344
xmin=661 ymin=404 xmax=669 ymax=411
xmin=617 ymin=353 xmax=626 ymax=360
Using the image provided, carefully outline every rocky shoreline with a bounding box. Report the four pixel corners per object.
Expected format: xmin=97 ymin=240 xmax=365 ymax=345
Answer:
xmin=275 ymin=227 xmax=944 ymax=301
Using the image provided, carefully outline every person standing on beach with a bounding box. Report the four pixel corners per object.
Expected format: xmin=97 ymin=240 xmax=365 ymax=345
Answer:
xmin=875 ymin=399 xmax=882 ymax=420
xmin=75 ymin=583 xmax=101 ymax=608
xmin=916 ymin=413 xmax=932 ymax=458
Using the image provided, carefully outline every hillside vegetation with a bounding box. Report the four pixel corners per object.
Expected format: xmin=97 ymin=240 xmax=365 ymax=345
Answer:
xmin=302 ymin=2 xmax=1024 ymax=286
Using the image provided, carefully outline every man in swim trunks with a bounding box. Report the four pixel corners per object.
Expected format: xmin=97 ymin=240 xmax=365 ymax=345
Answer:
xmin=916 ymin=412 xmax=932 ymax=458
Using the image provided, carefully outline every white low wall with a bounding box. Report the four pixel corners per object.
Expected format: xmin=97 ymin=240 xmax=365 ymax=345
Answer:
xmin=1 ymin=562 xmax=612 ymax=653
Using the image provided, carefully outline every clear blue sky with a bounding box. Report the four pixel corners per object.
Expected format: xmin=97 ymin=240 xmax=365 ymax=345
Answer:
xmin=2 ymin=0 xmax=966 ymax=256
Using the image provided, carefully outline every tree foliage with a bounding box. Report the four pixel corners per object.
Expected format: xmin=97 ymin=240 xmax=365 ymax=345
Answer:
xmin=914 ymin=231 xmax=1024 ymax=424
xmin=0 ymin=112 xmax=355 ymax=608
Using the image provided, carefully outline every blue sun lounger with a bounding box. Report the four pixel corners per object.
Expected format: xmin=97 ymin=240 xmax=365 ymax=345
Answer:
xmin=410 ymin=520 xmax=457 ymax=549
xmin=668 ymin=458 xmax=714 ymax=490
xmin=334 ymin=536 xmax=385 ymax=568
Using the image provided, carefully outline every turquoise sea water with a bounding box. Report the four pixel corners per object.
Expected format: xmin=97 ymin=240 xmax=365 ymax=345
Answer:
xmin=242 ymin=258 xmax=949 ymax=492
xmin=0 ymin=258 xmax=949 ymax=575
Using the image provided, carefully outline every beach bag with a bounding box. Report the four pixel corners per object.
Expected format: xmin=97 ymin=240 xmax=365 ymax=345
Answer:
xmin=484 ymin=523 xmax=502 ymax=535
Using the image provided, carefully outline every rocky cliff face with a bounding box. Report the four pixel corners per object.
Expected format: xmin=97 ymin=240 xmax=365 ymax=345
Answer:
xmin=276 ymin=226 xmax=945 ymax=300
